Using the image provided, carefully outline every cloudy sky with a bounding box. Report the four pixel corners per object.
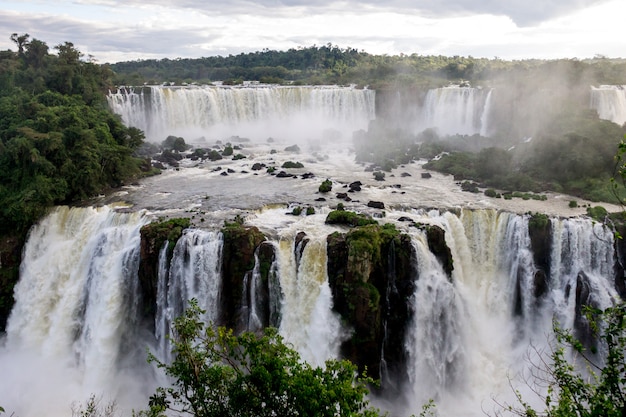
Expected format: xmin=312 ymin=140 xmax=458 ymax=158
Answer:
xmin=0 ymin=0 xmax=623 ymax=63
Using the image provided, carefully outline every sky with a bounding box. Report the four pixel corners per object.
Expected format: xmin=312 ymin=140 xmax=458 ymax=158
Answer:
xmin=0 ymin=0 xmax=624 ymax=64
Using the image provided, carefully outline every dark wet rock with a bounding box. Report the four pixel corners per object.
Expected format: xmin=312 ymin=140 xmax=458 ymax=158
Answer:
xmin=421 ymin=172 xmax=432 ymax=179
xmin=251 ymin=163 xmax=266 ymax=171
xmin=0 ymin=233 xmax=25 ymax=332
xmin=138 ymin=218 xmax=191 ymax=325
xmin=220 ymin=222 xmax=267 ymax=330
xmin=284 ymin=144 xmax=301 ymax=153
xmin=424 ymin=224 xmax=454 ymax=278
xmin=349 ymin=181 xmax=362 ymax=192
xmin=367 ymin=201 xmax=385 ymax=209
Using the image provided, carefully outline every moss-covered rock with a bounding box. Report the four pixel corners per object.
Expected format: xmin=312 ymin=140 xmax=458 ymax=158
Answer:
xmin=528 ymin=213 xmax=551 ymax=300
xmin=327 ymin=223 xmax=415 ymax=393
xmin=325 ymin=209 xmax=378 ymax=227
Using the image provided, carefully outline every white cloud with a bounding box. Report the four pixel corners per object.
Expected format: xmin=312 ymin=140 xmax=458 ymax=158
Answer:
xmin=0 ymin=0 xmax=623 ymax=63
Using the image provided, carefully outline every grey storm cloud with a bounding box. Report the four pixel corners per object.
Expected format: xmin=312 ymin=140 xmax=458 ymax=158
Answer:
xmin=111 ymin=0 xmax=609 ymax=26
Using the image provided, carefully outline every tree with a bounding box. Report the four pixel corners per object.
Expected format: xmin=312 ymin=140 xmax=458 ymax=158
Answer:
xmin=501 ymin=303 xmax=626 ymax=417
xmin=10 ymin=32 xmax=30 ymax=55
xmin=144 ymin=299 xmax=381 ymax=417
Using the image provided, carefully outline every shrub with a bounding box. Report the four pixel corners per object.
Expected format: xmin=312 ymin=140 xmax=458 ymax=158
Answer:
xmin=319 ymin=179 xmax=332 ymax=193
xmin=282 ymin=161 xmax=304 ymax=169
xmin=144 ymin=300 xmax=381 ymax=417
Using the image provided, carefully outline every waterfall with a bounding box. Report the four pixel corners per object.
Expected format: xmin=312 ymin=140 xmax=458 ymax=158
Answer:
xmin=590 ymin=85 xmax=626 ymax=126
xmin=398 ymin=209 xmax=618 ymax=416
xmin=421 ymin=86 xmax=493 ymax=136
xmin=107 ymin=85 xmax=376 ymax=142
xmin=241 ymin=250 xmax=264 ymax=333
xmin=0 ymin=206 xmax=153 ymax=417
xmin=275 ymin=235 xmax=347 ymax=367
xmin=154 ymin=229 xmax=223 ymax=359
xmin=405 ymin=231 xmax=467 ymax=408
xmin=1 ymin=204 xmax=621 ymax=417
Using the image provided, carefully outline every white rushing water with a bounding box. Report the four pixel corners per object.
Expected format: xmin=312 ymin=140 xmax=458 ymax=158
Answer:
xmin=107 ymin=85 xmax=376 ymax=143
xmin=420 ymin=86 xmax=493 ymax=136
xmin=155 ymin=229 xmax=223 ymax=360
xmin=0 ymin=202 xmax=620 ymax=417
xmin=0 ymin=206 xmax=157 ymax=417
xmin=590 ymin=85 xmax=626 ymax=126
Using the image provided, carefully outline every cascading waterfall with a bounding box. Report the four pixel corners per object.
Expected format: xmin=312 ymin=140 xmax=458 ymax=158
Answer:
xmin=107 ymin=85 xmax=376 ymax=142
xmin=405 ymin=230 xmax=467 ymax=408
xmin=421 ymin=86 xmax=493 ymax=136
xmin=241 ymin=250 xmax=264 ymax=333
xmin=274 ymin=234 xmax=347 ymax=367
xmin=0 ymin=206 xmax=153 ymax=417
xmin=154 ymin=229 xmax=223 ymax=359
xmin=397 ymin=209 xmax=618 ymax=416
xmin=1 ymin=204 xmax=621 ymax=417
xmin=590 ymin=85 xmax=626 ymax=126
xmin=550 ymin=218 xmax=617 ymax=330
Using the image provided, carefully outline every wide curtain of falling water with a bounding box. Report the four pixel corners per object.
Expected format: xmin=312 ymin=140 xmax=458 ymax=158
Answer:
xmin=0 ymin=206 xmax=155 ymax=417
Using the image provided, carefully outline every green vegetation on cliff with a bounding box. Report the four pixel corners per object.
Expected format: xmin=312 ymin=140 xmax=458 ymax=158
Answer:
xmin=140 ymin=218 xmax=191 ymax=254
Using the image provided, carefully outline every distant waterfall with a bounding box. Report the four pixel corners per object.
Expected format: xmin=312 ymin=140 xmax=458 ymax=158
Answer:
xmin=1 ymin=206 xmax=152 ymax=417
xmin=107 ymin=85 xmax=376 ymax=142
xmin=590 ymin=85 xmax=626 ymax=126
xmin=421 ymin=86 xmax=493 ymax=136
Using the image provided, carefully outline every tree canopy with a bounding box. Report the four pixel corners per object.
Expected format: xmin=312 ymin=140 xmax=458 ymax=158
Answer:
xmin=0 ymin=33 xmax=145 ymax=233
xmin=143 ymin=299 xmax=381 ymax=417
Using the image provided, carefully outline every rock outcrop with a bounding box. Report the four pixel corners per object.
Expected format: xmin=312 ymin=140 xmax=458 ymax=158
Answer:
xmin=0 ymin=233 xmax=25 ymax=332
xmin=326 ymin=223 xmax=416 ymax=395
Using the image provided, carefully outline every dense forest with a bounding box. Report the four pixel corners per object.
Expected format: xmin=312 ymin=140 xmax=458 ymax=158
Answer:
xmin=109 ymin=43 xmax=626 ymax=88
xmin=0 ymin=33 xmax=148 ymax=234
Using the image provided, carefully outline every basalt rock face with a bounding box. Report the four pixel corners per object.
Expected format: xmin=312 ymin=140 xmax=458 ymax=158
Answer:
xmin=326 ymin=224 xmax=416 ymax=395
xmin=220 ymin=222 xmax=267 ymax=329
xmin=528 ymin=214 xmax=551 ymax=301
xmin=425 ymin=224 xmax=454 ymax=278
xmin=0 ymin=233 xmax=25 ymax=332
